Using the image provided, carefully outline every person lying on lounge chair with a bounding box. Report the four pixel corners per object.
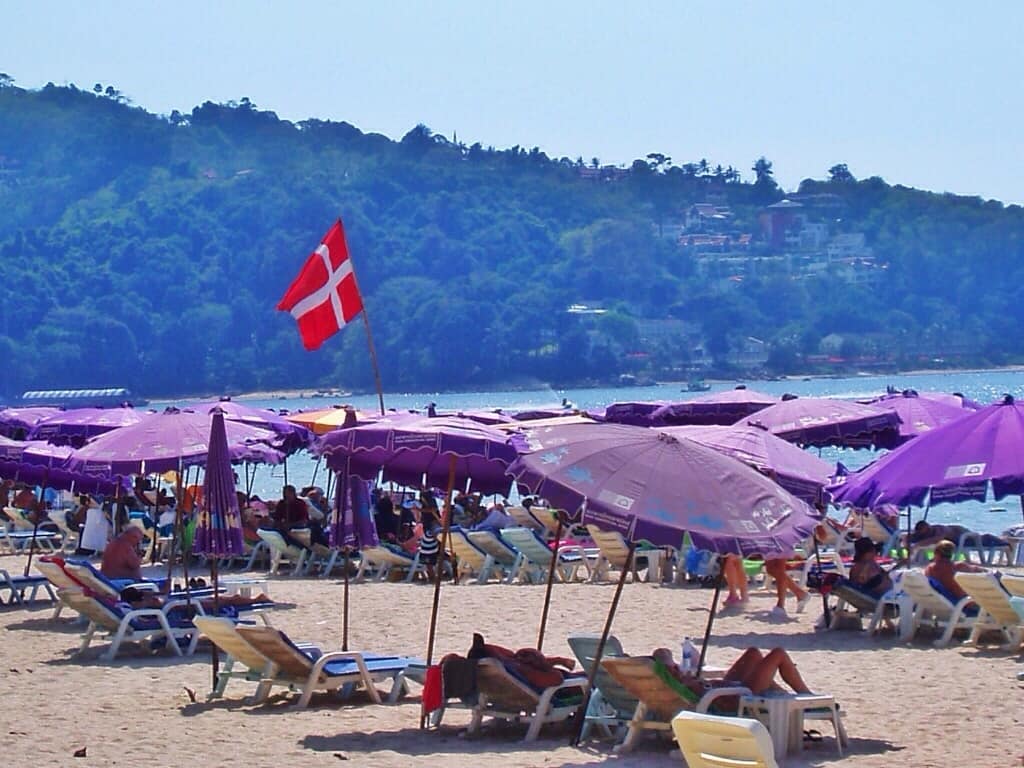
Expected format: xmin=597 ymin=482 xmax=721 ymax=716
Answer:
xmin=848 ymin=537 xmax=894 ymax=598
xmin=653 ymin=646 xmax=814 ymax=700
xmin=923 ymin=539 xmax=986 ymax=610
xmin=117 ymin=586 xmax=273 ymax=612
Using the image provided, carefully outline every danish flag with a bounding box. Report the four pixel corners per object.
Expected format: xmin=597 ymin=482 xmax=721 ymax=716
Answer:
xmin=277 ymin=220 xmax=364 ymax=351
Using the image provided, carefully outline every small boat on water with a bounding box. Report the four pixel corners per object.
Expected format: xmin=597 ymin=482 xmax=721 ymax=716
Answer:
xmin=684 ymin=380 xmax=712 ymax=392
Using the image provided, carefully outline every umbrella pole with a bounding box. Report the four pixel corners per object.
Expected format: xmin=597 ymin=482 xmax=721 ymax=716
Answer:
xmin=311 ymin=456 xmax=321 ymax=489
xmin=23 ymin=467 xmax=49 ymax=577
xmin=424 ymin=455 xmax=457 ymax=669
xmin=177 ymin=466 xmax=192 ymax=605
xmin=283 ymin=456 xmax=288 ymax=487
xmin=812 ymin=536 xmax=831 ymax=628
xmin=342 ymin=547 xmax=350 ymax=652
xmin=536 ymin=514 xmax=564 ymax=651
xmin=570 ymin=542 xmax=635 ymax=747
xmin=210 ymin=555 xmax=219 ymax=692
xmin=696 ymin=568 xmax=724 ymax=675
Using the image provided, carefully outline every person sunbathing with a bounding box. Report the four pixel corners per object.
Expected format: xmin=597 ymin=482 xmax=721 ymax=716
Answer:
xmin=100 ymin=527 xmax=146 ymax=581
xmin=117 ymin=585 xmax=273 ymax=612
xmin=924 ymin=539 xmax=986 ymax=606
xmin=653 ymin=646 xmax=813 ymax=698
xmin=848 ymin=537 xmax=893 ymax=598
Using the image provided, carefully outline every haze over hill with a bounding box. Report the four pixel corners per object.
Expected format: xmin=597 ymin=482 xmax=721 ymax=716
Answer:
xmin=1 ymin=79 xmax=1022 ymax=398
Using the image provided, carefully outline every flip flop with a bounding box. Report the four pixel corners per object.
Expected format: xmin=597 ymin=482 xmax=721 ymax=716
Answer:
xmin=803 ymin=729 xmax=823 ymax=743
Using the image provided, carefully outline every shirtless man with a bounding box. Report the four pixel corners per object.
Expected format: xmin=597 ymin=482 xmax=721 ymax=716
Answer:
xmin=100 ymin=527 xmax=145 ymax=581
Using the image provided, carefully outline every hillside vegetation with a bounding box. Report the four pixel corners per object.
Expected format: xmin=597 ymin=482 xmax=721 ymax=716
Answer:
xmin=1 ymin=79 xmax=1022 ymax=398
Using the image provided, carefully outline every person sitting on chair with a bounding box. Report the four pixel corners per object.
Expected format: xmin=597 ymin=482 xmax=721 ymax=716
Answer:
xmin=848 ymin=537 xmax=893 ymax=598
xmin=654 ymin=645 xmax=813 ymax=698
xmin=100 ymin=527 xmax=146 ymax=581
xmin=924 ymin=539 xmax=986 ymax=606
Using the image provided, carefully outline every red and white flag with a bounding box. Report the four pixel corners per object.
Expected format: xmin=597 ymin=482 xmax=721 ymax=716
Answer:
xmin=277 ymin=219 xmax=364 ymax=351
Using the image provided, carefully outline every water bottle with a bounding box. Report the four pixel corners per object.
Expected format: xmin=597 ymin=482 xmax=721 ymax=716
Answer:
xmin=681 ymin=637 xmax=696 ymax=673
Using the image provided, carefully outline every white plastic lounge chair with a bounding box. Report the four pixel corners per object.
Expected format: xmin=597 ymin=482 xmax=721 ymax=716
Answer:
xmin=567 ymin=633 xmax=638 ymax=742
xmin=47 ymin=512 xmax=79 ymax=553
xmin=1002 ymin=574 xmax=1024 ymax=599
xmin=467 ymin=530 xmax=522 ymax=583
xmin=671 ymin=710 xmax=780 ymax=768
xmin=447 ymin=527 xmax=503 ymax=584
xmin=828 ymin=579 xmax=898 ymax=634
xmin=35 ymin=558 xmax=80 ymax=619
xmin=506 ymin=506 xmax=545 ymax=531
xmin=0 ymin=568 xmax=56 ymax=606
xmin=468 ymin=657 xmax=588 ymax=742
xmin=59 ymin=587 xmax=200 ymax=661
xmin=900 ymin=570 xmax=977 ymax=647
xmin=235 ymin=624 xmax=414 ymax=708
xmin=601 ymin=656 xmax=751 ymax=753
xmin=288 ymin=528 xmax=340 ymax=577
xmin=954 ymin=571 xmax=1024 ymax=649
xmin=586 ymin=526 xmax=662 ymax=583
xmin=956 ymin=531 xmax=1012 ymax=566
xmin=256 ymin=529 xmax=308 ymax=575
xmin=500 ymin=527 xmax=591 ymax=583
xmin=355 ymin=545 xmax=425 ymax=583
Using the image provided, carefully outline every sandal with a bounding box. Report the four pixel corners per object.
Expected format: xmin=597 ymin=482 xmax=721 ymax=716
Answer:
xmin=803 ymin=729 xmax=823 ymax=743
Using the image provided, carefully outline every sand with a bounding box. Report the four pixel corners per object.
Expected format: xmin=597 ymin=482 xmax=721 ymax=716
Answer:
xmin=2 ymin=554 xmax=1022 ymax=768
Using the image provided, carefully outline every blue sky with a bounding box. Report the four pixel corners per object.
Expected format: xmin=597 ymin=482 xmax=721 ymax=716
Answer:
xmin=3 ymin=1 xmax=1021 ymax=202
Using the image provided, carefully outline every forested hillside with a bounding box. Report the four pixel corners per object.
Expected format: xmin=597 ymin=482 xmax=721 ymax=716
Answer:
xmin=1 ymin=79 xmax=1022 ymax=398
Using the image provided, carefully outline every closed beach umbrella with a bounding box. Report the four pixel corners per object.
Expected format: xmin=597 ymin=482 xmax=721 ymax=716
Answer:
xmin=743 ymin=394 xmax=901 ymax=448
xmin=329 ymin=462 xmax=379 ymax=652
xmin=194 ymin=407 xmax=245 ymax=692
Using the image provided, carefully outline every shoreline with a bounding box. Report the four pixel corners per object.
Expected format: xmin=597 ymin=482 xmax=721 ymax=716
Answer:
xmin=155 ymin=363 xmax=1024 ymax=404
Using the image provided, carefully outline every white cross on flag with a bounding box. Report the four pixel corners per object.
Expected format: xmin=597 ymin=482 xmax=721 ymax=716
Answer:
xmin=277 ymin=219 xmax=364 ymax=350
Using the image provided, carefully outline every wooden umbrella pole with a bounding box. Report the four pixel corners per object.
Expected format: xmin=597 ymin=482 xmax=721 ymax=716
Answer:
xmin=425 ymin=455 xmax=458 ymax=666
xmin=696 ymin=568 xmax=724 ymax=675
xmin=337 ymin=467 xmax=351 ymax=653
xmin=23 ymin=467 xmax=49 ymax=577
xmin=342 ymin=547 xmax=351 ymax=652
xmin=570 ymin=542 xmax=635 ymax=747
xmin=536 ymin=513 xmax=564 ymax=651
xmin=283 ymin=456 xmax=288 ymax=487
xmin=311 ymin=455 xmax=321 ymax=488
xmin=360 ymin=311 xmax=386 ymax=416
xmin=177 ymin=464 xmax=192 ymax=605
xmin=210 ymin=556 xmax=220 ymax=692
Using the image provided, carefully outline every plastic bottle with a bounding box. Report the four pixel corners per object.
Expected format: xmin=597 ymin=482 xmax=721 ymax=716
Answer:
xmin=681 ymin=637 xmax=696 ymax=672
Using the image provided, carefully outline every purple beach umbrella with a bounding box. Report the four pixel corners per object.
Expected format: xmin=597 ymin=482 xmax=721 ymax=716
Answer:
xmin=597 ymin=401 xmax=668 ymax=427
xmin=868 ymin=390 xmax=972 ymax=444
xmin=191 ymin=399 xmax=313 ymax=453
xmin=660 ymin=424 xmax=834 ymax=504
xmin=330 ymin=464 xmax=379 ymax=652
xmin=509 ymin=421 xmax=818 ymax=555
xmin=65 ymin=407 xmax=285 ymax=476
xmin=651 ymin=386 xmax=778 ymax=426
xmin=0 ymin=407 xmax=62 ymax=438
xmin=743 ymin=395 xmax=901 ymax=448
xmin=27 ymin=406 xmax=148 ymax=444
xmin=829 ymin=394 xmax=1024 ymax=510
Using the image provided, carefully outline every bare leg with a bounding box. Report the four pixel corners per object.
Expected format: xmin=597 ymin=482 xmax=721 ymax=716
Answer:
xmin=723 ymin=555 xmax=748 ymax=603
xmin=724 ymin=647 xmax=763 ymax=682
xmin=742 ymin=648 xmax=811 ymax=695
xmin=765 ymin=558 xmax=807 ymax=608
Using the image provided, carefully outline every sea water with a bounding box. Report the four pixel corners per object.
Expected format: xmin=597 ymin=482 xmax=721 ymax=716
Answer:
xmin=161 ymin=368 xmax=1024 ymax=535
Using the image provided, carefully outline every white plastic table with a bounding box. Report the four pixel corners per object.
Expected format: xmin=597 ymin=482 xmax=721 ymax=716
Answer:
xmin=738 ymin=693 xmax=839 ymax=759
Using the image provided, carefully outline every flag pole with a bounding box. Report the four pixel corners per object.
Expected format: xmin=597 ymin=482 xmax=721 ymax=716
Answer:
xmin=360 ymin=311 xmax=386 ymax=417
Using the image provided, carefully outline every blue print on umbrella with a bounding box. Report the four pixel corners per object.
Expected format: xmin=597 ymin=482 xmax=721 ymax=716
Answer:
xmin=691 ymin=513 xmax=726 ymax=531
xmin=566 ymin=466 xmax=594 ymax=484
xmin=645 ymin=497 xmax=674 ymax=522
xmin=540 ymin=447 xmax=568 ymax=465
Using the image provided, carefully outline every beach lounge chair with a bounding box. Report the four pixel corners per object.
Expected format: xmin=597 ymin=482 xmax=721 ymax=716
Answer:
xmin=500 ymin=527 xmax=592 ymax=584
xmin=447 ymin=527 xmax=504 ymax=584
xmin=954 ymin=571 xmax=1024 ymax=649
xmin=955 ymin=531 xmax=1012 ymax=566
xmin=671 ymin=710 xmax=780 ymax=768
xmin=47 ymin=511 xmax=79 ymax=553
xmin=234 ymin=624 xmax=414 ymax=709
xmin=601 ymin=657 xmax=751 ymax=753
xmin=36 ymin=558 xmax=82 ymax=619
xmin=468 ymin=657 xmax=588 ymax=742
xmin=467 ymin=530 xmax=522 ymax=582
xmin=828 ymin=578 xmax=897 ymax=634
xmin=355 ymin=544 xmax=425 ymax=583
xmin=506 ymin=506 xmax=545 ymax=531
xmin=288 ymin=528 xmax=341 ymax=577
xmin=899 ymin=570 xmax=977 ymax=646
xmin=567 ymin=633 xmax=638 ymax=742
xmin=58 ymin=587 xmax=200 ymax=660
xmin=256 ymin=529 xmax=308 ymax=575
xmin=1002 ymin=574 xmax=1024 ymax=599
xmin=0 ymin=568 xmax=56 ymax=606
xmin=586 ymin=526 xmax=661 ymax=583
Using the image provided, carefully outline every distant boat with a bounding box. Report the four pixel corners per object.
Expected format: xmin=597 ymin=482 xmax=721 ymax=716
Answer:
xmin=684 ymin=380 xmax=712 ymax=392
xmin=18 ymin=388 xmax=147 ymax=408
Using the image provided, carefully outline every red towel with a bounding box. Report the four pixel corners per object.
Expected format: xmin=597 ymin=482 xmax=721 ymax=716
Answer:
xmin=421 ymin=664 xmax=443 ymax=716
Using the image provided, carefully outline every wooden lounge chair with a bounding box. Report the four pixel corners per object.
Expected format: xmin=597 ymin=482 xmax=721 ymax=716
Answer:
xmin=900 ymin=570 xmax=977 ymax=646
xmin=448 ymin=527 xmax=504 ymax=584
xmin=567 ymin=633 xmax=638 ymax=741
xmin=234 ymin=625 xmax=414 ymax=709
xmin=954 ymin=571 xmax=1024 ymax=649
xmin=58 ymin=587 xmax=200 ymax=661
xmin=499 ymin=527 xmax=592 ymax=584
xmin=1002 ymin=574 xmax=1024 ymax=599
xmin=467 ymin=530 xmax=522 ymax=582
xmin=468 ymin=657 xmax=588 ymax=742
xmin=601 ymin=657 xmax=751 ymax=753
xmin=256 ymin=529 xmax=308 ymax=575
xmin=506 ymin=506 xmax=545 ymax=531
xmin=672 ymin=710 xmax=780 ymax=768
xmin=355 ymin=544 xmax=425 ymax=583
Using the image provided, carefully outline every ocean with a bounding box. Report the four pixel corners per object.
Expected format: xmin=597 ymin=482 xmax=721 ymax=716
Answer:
xmin=161 ymin=368 xmax=1024 ymax=535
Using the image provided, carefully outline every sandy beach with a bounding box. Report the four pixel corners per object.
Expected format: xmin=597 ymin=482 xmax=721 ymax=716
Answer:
xmin=2 ymin=554 xmax=1021 ymax=768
